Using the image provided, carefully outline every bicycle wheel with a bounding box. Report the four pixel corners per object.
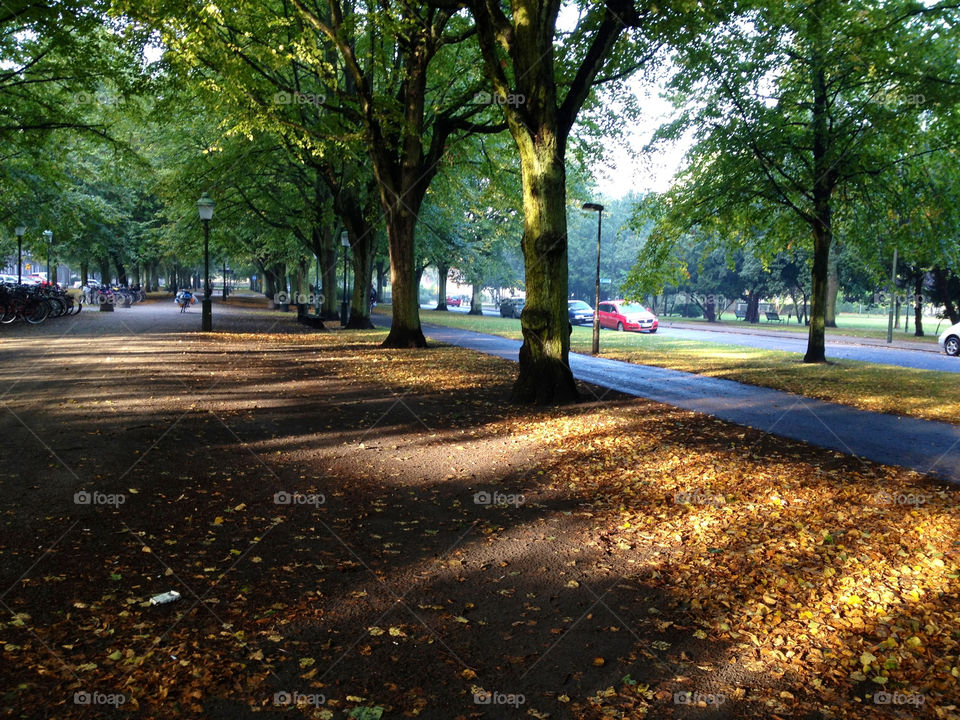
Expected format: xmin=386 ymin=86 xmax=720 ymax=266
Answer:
xmin=48 ymin=297 xmax=65 ymax=317
xmin=0 ymin=303 xmax=18 ymax=323
xmin=23 ymin=299 xmax=50 ymax=324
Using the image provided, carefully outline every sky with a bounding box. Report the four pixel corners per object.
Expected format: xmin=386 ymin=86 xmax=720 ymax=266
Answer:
xmin=591 ymin=79 xmax=689 ymax=199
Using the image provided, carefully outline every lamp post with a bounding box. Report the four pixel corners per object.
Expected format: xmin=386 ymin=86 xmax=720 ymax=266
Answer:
xmin=583 ymin=202 xmax=604 ymax=355
xmin=42 ymin=230 xmax=53 ymax=284
xmin=14 ymin=225 xmax=25 ymax=284
xmin=222 ymin=257 xmax=228 ymax=301
xmin=341 ymin=231 xmax=350 ymax=326
xmin=197 ymin=193 xmax=215 ymax=331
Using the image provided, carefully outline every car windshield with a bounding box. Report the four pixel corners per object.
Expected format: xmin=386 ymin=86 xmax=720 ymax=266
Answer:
xmin=569 ymin=301 xmax=591 ymax=310
xmin=620 ymin=303 xmax=648 ymax=314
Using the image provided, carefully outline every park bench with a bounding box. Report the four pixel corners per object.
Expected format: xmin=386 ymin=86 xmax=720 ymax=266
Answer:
xmin=734 ymin=309 xmax=746 ymax=320
xmin=765 ymin=311 xmax=784 ymax=323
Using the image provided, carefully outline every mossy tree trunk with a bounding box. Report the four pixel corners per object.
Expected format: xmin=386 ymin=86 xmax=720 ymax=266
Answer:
xmin=512 ymin=136 xmax=577 ymax=403
xmin=468 ymin=0 xmax=641 ymax=402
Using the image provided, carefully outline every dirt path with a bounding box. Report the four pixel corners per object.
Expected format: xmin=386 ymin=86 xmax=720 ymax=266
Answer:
xmin=0 ymin=300 xmax=952 ymax=719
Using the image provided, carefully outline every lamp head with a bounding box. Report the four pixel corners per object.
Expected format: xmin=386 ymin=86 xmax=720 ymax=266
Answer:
xmin=14 ymin=225 xmax=25 ymax=237
xmin=582 ymin=202 xmax=604 ymax=212
xmin=197 ymin=192 xmax=215 ymax=221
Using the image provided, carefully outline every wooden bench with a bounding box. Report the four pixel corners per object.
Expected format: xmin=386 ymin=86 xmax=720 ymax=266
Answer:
xmin=765 ymin=311 xmax=784 ymax=323
xmin=734 ymin=309 xmax=746 ymax=321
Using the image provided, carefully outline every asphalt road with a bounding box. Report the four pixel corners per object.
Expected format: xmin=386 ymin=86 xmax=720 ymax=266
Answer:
xmin=418 ymin=322 xmax=960 ymax=485
xmin=435 ymin=305 xmax=959 ymax=373
xmin=659 ymin=324 xmax=959 ymax=372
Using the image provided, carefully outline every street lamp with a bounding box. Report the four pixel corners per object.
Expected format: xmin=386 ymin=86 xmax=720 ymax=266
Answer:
xmin=582 ymin=202 xmax=604 ymax=355
xmin=14 ymin=225 xmax=25 ymax=284
xmin=341 ymin=231 xmax=350 ymax=326
xmin=42 ymin=230 xmax=53 ymax=284
xmin=197 ymin=192 xmax=215 ymax=331
xmin=222 ymin=257 xmax=228 ymax=301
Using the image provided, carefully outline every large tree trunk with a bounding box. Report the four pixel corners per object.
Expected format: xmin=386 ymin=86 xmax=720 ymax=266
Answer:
xmin=80 ymin=261 xmax=88 ymax=287
xmin=98 ymin=257 xmax=111 ymax=286
xmin=806 ymin=224 xmax=830 ymax=362
xmin=434 ymin=264 xmax=449 ymax=311
xmin=805 ymin=34 xmax=831 ymax=364
xmin=382 ymin=209 xmax=426 ymax=347
xmin=322 ymin=232 xmax=338 ymax=318
xmin=931 ymin=267 xmax=959 ymax=324
xmin=745 ymin=293 xmax=760 ymax=323
xmin=511 ymin=138 xmax=578 ymax=404
xmin=346 ymin=230 xmax=374 ymax=329
xmin=469 ymin=282 xmax=483 ymax=315
xmin=825 ymin=241 xmax=839 ymax=327
xmin=376 ymin=259 xmax=385 ymax=303
xmin=704 ymin=295 xmax=716 ymax=322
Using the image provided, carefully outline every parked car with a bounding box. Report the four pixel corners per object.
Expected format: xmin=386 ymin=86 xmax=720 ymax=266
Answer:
xmin=939 ymin=321 xmax=960 ymax=356
xmin=499 ymin=297 xmax=525 ymax=318
xmin=445 ymin=296 xmax=461 ymax=307
xmin=0 ymin=274 xmax=18 ymax=284
xmin=568 ymin=300 xmax=594 ymax=325
xmin=597 ymin=300 xmax=659 ymax=333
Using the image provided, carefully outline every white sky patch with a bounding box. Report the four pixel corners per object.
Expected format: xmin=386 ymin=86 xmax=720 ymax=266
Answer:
xmin=593 ymin=75 xmax=691 ymax=198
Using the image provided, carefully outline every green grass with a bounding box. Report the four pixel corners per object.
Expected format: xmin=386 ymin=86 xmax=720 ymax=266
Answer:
xmin=411 ymin=308 xmax=960 ymax=425
xmin=665 ymin=312 xmax=943 ymax=343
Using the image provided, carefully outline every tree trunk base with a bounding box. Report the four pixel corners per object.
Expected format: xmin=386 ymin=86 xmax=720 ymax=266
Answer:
xmin=346 ymin=315 xmax=374 ymax=330
xmin=382 ymin=326 xmax=427 ymax=348
xmin=510 ymin=344 xmax=579 ymax=405
xmin=434 ymin=303 xmax=448 ymax=311
xmin=468 ymin=307 xmax=482 ymax=316
xmin=803 ymin=351 xmax=826 ymax=363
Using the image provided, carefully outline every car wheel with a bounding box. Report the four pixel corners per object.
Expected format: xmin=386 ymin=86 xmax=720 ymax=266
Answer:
xmin=650 ymin=328 xmax=657 ymax=333
xmin=946 ymin=336 xmax=960 ymax=356
xmin=617 ymin=322 xmax=624 ymax=332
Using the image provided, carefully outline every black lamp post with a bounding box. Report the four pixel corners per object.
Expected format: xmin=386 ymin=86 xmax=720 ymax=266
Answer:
xmin=341 ymin=231 xmax=350 ymax=326
xmin=43 ymin=230 xmax=53 ymax=284
xmin=222 ymin=257 xmax=228 ymax=301
xmin=197 ymin=193 xmax=215 ymax=331
xmin=14 ymin=225 xmax=25 ymax=284
xmin=582 ymin=202 xmax=604 ymax=355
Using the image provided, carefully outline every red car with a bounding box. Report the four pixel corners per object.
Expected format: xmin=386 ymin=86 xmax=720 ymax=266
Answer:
xmin=597 ymin=300 xmax=659 ymax=333
xmin=445 ymin=296 xmax=461 ymax=307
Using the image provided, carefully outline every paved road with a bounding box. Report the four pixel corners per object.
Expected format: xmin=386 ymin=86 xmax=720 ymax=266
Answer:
xmin=419 ymin=322 xmax=960 ymax=484
xmin=659 ymin=324 xmax=959 ymax=372
xmin=435 ymin=305 xmax=959 ymax=373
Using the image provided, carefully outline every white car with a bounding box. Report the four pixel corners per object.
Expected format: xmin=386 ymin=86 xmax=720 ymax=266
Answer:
xmin=938 ymin=322 xmax=960 ymax=356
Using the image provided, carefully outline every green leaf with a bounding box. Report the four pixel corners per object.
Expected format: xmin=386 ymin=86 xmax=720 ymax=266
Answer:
xmin=348 ymin=708 xmax=384 ymax=720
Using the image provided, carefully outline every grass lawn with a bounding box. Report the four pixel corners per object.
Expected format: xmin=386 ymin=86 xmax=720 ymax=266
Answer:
xmin=414 ymin=309 xmax=960 ymax=426
xmin=664 ymin=312 xmax=944 ymax=344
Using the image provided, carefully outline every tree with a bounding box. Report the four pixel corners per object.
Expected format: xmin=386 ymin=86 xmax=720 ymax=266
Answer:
xmin=644 ymin=0 xmax=960 ymax=362
xmin=463 ymin=0 xmax=673 ymax=403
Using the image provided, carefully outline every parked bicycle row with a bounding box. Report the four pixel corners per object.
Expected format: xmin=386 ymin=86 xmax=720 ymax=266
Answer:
xmin=81 ymin=283 xmax=145 ymax=307
xmin=0 ymin=282 xmax=80 ymax=325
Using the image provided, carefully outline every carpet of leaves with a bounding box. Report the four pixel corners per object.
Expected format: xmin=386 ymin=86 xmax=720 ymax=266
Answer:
xmin=2 ymin=321 xmax=958 ymax=719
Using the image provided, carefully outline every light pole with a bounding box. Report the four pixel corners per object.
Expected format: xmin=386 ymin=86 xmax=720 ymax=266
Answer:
xmin=42 ymin=230 xmax=53 ymax=284
xmin=14 ymin=225 xmax=25 ymax=284
xmin=886 ymin=247 xmax=898 ymax=344
xmin=583 ymin=202 xmax=604 ymax=355
xmin=341 ymin=231 xmax=350 ymax=326
xmin=222 ymin=257 xmax=228 ymax=301
xmin=197 ymin=193 xmax=215 ymax=331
